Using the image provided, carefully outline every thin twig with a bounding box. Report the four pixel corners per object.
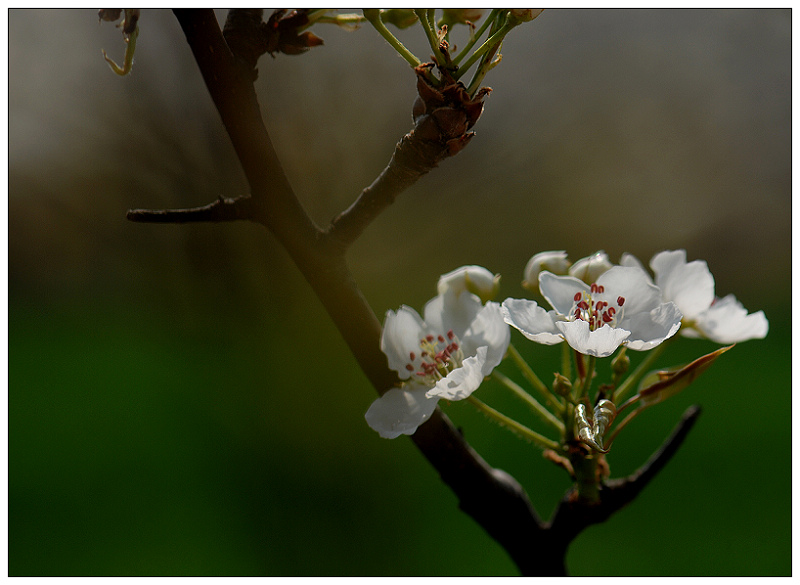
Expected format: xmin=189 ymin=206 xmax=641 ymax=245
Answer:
xmin=127 ymin=195 xmax=255 ymax=223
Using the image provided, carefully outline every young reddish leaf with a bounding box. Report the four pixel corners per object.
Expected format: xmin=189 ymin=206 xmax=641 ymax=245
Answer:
xmin=637 ymin=345 xmax=733 ymax=406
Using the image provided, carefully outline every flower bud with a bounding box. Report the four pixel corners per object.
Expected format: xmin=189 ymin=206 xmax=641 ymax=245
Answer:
xmin=438 ymin=265 xmax=500 ymax=303
xmin=552 ymin=372 xmax=573 ymax=397
xmin=379 ymin=9 xmax=419 ymax=29
xmin=611 ymin=347 xmax=630 ymax=380
xmin=569 ymin=251 xmax=613 ymax=285
xmin=522 ymin=251 xmax=570 ymax=292
xmin=440 ymin=9 xmax=484 ymax=27
xmin=98 ymin=9 xmax=122 ymax=23
xmin=509 ymin=9 xmax=544 ymax=23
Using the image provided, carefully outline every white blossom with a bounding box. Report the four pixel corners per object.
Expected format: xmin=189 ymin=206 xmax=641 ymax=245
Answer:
xmin=502 ymin=266 xmax=682 ymax=357
xmin=366 ymin=289 xmax=510 ymax=438
xmin=622 ymin=250 xmax=768 ymax=343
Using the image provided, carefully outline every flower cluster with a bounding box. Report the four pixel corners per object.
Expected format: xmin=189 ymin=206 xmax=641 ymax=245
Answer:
xmin=366 ymin=249 xmax=768 ymax=481
xmin=365 ymin=266 xmax=509 ymax=438
xmin=506 ymin=249 xmax=767 ymax=356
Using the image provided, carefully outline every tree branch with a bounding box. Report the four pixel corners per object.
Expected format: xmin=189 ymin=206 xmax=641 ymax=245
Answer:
xmin=161 ymin=11 xmax=546 ymax=574
xmin=127 ymin=195 xmax=255 ymax=223
xmin=535 ymin=404 xmax=703 ymax=576
xmin=131 ymin=11 xmax=701 ymax=577
xmin=326 ymin=64 xmax=491 ymax=248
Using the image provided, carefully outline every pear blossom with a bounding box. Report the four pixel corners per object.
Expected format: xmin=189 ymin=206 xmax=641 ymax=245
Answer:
xmin=621 ymin=250 xmax=768 ymax=343
xmin=437 ymin=265 xmax=501 ymax=303
xmin=522 ymin=251 xmax=570 ymax=292
xmin=502 ymin=266 xmax=683 ymax=357
xmin=568 ymin=251 xmax=613 ymax=284
xmin=366 ymin=290 xmax=510 ymax=438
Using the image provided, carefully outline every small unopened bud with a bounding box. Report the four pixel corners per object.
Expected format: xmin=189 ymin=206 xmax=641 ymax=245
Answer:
xmin=611 ymin=347 xmax=630 ymax=380
xmin=440 ymin=9 xmax=484 ymax=27
xmin=509 ymin=9 xmax=545 ymax=23
xmin=569 ymin=251 xmax=613 ymax=285
xmin=552 ymin=372 xmax=573 ymax=397
xmin=98 ymin=9 xmax=122 ymax=23
xmin=379 ymin=9 xmax=419 ymax=29
xmin=438 ymin=265 xmax=500 ymax=303
xmin=523 ymin=251 xmax=570 ymax=292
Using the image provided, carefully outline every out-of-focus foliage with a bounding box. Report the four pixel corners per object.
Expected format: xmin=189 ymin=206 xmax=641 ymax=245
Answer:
xmin=9 ymin=9 xmax=790 ymax=576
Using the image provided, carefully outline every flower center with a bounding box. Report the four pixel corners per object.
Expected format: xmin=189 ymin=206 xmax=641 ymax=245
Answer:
xmin=571 ymin=283 xmax=625 ymax=331
xmin=403 ymin=330 xmax=465 ymax=386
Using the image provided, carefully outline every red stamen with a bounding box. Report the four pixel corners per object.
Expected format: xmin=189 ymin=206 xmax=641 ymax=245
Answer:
xmin=574 ymin=292 xmax=582 ymax=302
xmin=405 ymin=364 xmax=415 ymax=371
xmin=617 ymin=296 xmax=625 ymax=306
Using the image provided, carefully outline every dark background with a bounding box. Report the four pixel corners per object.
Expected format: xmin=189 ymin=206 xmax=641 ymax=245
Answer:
xmin=9 ymin=9 xmax=791 ymax=575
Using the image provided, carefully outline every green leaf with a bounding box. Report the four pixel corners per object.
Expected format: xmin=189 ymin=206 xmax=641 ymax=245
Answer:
xmin=637 ymin=345 xmax=734 ymax=406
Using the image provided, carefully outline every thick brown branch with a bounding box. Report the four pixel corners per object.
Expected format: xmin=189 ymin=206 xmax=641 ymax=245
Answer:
xmin=167 ymin=10 xmax=546 ymax=574
xmin=127 ymin=195 xmax=255 ymax=223
xmin=172 ymin=9 xmax=318 ymax=245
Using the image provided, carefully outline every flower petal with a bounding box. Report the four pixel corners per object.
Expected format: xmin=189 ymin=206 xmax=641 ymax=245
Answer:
xmin=501 ymin=298 xmax=564 ymax=345
xmin=460 ymin=301 xmax=510 ymax=375
xmin=427 ymin=346 xmax=488 ymax=401
xmin=555 ymin=319 xmax=630 ymax=357
xmin=365 ymin=385 xmax=438 ymax=439
xmin=622 ymin=301 xmax=683 ymax=351
xmin=596 ymin=266 xmax=662 ymax=315
xmin=437 ymin=265 xmax=500 ymax=303
xmin=380 ymin=306 xmax=425 ymax=379
xmin=693 ymin=294 xmax=769 ymax=343
xmin=619 ymin=252 xmax=647 ymax=274
xmin=650 ymin=250 xmax=715 ymax=320
xmin=523 ymin=251 xmax=570 ymax=290
xmin=539 ymin=272 xmax=589 ymax=316
xmin=423 ymin=289 xmax=483 ymax=339
xmin=568 ymin=251 xmax=613 ymax=284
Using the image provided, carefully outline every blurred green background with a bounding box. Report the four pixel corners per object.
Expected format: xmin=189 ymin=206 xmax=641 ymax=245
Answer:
xmin=9 ymin=9 xmax=790 ymax=576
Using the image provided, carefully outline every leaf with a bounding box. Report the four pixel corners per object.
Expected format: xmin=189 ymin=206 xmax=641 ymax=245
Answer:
xmin=637 ymin=345 xmax=733 ymax=406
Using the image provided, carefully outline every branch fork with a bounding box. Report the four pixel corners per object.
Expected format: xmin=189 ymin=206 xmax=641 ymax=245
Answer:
xmin=126 ymin=10 xmax=702 ymax=576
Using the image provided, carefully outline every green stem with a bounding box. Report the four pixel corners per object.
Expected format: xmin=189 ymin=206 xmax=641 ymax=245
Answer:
xmin=561 ymin=342 xmax=572 ymax=380
xmin=102 ymin=25 xmax=138 ymax=76
xmin=364 ymin=10 xmax=422 ymax=69
xmin=452 ymin=9 xmax=500 ymax=66
xmin=507 ymin=343 xmax=563 ymax=414
xmin=579 ymin=355 xmax=597 ymax=401
xmin=570 ymin=450 xmax=601 ymax=503
xmin=467 ymin=396 xmax=561 ymax=451
xmin=415 ymin=9 xmax=453 ymax=70
xmin=493 ymin=371 xmax=564 ymax=434
xmin=612 ymin=340 xmax=670 ymax=404
xmin=604 ymin=403 xmax=649 ymax=450
xmin=454 ymin=20 xmax=515 ymax=80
